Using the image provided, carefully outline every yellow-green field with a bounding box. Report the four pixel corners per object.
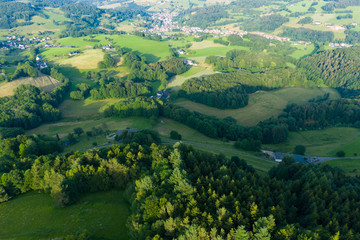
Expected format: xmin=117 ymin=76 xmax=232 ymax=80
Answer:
xmin=264 ymin=127 xmax=360 ymax=157
xmin=0 ymin=75 xmax=61 ymax=97
xmin=167 ymin=66 xmax=215 ymax=90
xmin=174 ymin=87 xmax=340 ymax=126
xmin=55 ymin=49 xmax=105 ymax=69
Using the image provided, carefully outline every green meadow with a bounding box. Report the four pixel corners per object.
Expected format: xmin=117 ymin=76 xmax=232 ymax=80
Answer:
xmin=0 ymin=190 xmax=130 ymax=240
xmin=264 ymin=127 xmax=360 ymax=157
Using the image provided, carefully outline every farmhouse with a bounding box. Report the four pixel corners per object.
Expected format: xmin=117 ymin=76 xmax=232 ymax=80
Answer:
xmin=69 ymin=51 xmax=78 ymax=56
xmin=183 ymin=59 xmax=194 ymax=65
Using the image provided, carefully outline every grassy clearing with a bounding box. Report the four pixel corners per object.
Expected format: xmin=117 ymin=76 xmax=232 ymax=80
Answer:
xmin=264 ymin=127 xmax=360 ymax=157
xmin=187 ymin=45 xmax=249 ymax=58
xmin=167 ymin=66 xmax=215 ymax=90
xmin=157 ymin=118 xmax=276 ymax=173
xmin=174 ymin=87 xmax=340 ymax=126
xmin=59 ymin=99 xmax=120 ymax=119
xmin=0 ymin=74 xmax=61 ymax=97
xmin=0 ymin=190 xmax=130 ymax=240
xmin=27 ymin=117 xmax=152 ymax=138
xmin=290 ymin=44 xmax=315 ymax=59
xmin=55 ymin=49 xmax=105 ymax=69
xmin=324 ymin=158 xmax=360 ymax=176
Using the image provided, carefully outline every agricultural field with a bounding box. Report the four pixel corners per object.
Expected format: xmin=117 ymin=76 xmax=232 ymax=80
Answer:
xmin=167 ymin=66 xmax=215 ymax=90
xmin=55 ymin=49 xmax=105 ymax=69
xmin=0 ymin=190 xmax=130 ymax=240
xmin=57 ymin=35 xmax=172 ymax=62
xmin=0 ymin=75 xmax=61 ymax=97
xmin=174 ymin=87 xmax=340 ymax=126
xmin=264 ymin=127 xmax=360 ymax=157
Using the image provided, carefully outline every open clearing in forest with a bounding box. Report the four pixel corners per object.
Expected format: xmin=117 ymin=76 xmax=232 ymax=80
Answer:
xmin=264 ymin=127 xmax=360 ymax=157
xmin=0 ymin=190 xmax=130 ymax=240
xmin=174 ymin=87 xmax=340 ymax=126
xmin=0 ymin=75 xmax=61 ymax=97
xmin=59 ymin=99 xmax=120 ymax=119
xmin=167 ymin=66 xmax=215 ymax=90
xmin=56 ymin=49 xmax=105 ymax=69
xmin=156 ymin=117 xmax=277 ymax=173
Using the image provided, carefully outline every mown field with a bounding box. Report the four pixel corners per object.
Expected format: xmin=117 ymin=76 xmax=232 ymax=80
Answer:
xmin=0 ymin=75 xmax=61 ymax=97
xmin=0 ymin=190 xmax=130 ymax=240
xmin=167 ymin=66 xmax=215 ymax=90
xmin=55 ymin=49 xmax=105 ymax=69
xmin=174 ymin=87 xmax=340 ymax=126
xmin=264 ymin=127 xmax=360 ymax=157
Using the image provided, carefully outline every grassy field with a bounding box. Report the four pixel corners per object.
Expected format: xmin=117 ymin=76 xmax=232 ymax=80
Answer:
xmin=290 ymin=44 xmax=315 ymax=59
xmin=174 ymin=87 xmax=340 ymax=126
xmin=59 ymin=99 xmax=120 ymax=119
xmin=0 ymin=190 xmax=130 ymax=240
xmin=157 ymin=118 xmax=276 ymax=173
xmin=55 ymin=49 xmax=105 ymax=69
xmin=264 ymin=127 xmax=360 ymax=157
xmin=27 ymin=117 xmax=151 ymax=138
xmin=167 ymin=66 xmax=215 ymax=90
xmin=57 ymin=35 xmax=172 ymax=62
xmin=0 ymin=75 xmax=61 ymax=97
xmin=324 ymin=158 xmax=360 ymax=176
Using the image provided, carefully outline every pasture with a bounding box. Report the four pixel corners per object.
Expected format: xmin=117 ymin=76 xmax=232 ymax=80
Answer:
xmin=0 ymin=190 xmax=130 ymax=240
xmin=264 ymin=127 xmax=360 ymax=157
xmin=57 ymin=35 xmax=172 ymax=62
xmin=55 ymin=49 xmax=105 ymax=69
xmin=324 ymin=158 xmax=360 ymax=176
xmin=167 ymin=66 xmax=215 ymax=90
xmin=0 ymin=75 xmax=61 ymax=97
xmin=174 ymin=87 xmax=340 ymax=126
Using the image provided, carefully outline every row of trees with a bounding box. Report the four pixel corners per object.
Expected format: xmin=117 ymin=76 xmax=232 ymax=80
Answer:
xmin=282 ymin=27 xmax=334 ymax=42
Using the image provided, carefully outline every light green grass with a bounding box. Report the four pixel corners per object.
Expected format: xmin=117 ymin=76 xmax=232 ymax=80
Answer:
xmin=174 ymin=87 xmax=340 ymax=126
xmin=290 ymin=44 xmax=315 ymax=59
xmin=59 ymin=99 xmax=120 ymax=119
xmin=57 ymin=35 xmax=172 ymax=62
xmin=264 ymin=127 xmax=360 ymax=157
xmin=187 ymin=45 xmax=249 ymax=58
xmin=0 ymin=190 xmax=130 ymax=240
xmin=324 ymin=158 xmax=360 ymax=176
xmin=55 ymin=49 xmax=105 ymax=69
xmin=167 ymin=66 xmax=215 ymax=90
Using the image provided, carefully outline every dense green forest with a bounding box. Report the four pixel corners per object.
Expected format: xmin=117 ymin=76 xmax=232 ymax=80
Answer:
xmin=243 ymin=14 xmax=289 ymax=32
xmin=282 ymin=27 xmax=334 ymax=42
xmin=298 ymin=47 xmax=360 ymax=92
xmin=1 ymin=139 xmax=360 ymax=239
xmin=0 ymin=1 xmax=38 ymax=29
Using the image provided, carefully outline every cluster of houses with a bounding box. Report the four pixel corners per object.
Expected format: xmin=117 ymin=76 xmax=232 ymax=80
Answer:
xmin=262 ymin=150 xmax=321 ymax=164
xmin=251 ymin=32 xmax=290 ymax=42
xmin=328 ymin=42 xmax=351 ymax=48
xmin=1 ymin=35 xmax=61 ymax=51
xmin=154 ymin=90 xmax=170 ymax=100
xmin=35 ymin=55 xmax=48 ymax=69
xmin=102 ymin=44 xmax=111 ymax=50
